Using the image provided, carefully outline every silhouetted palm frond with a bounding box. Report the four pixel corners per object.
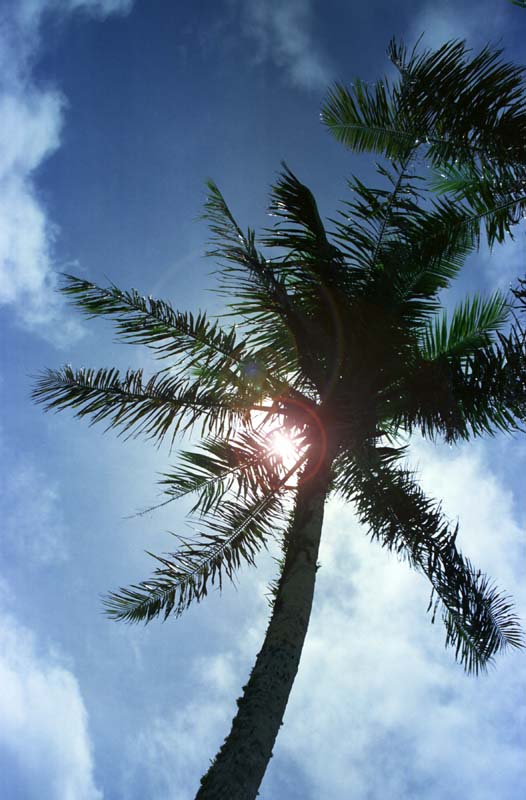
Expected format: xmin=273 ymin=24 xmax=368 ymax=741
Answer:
xmin=335 ymin=447 xmax=524 ymax=672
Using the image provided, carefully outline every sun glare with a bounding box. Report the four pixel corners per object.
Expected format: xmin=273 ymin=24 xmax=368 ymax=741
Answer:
xmin=270 ymin=430 xmax=300 ymax=468
xmin=249 ymin=405 xmax=307 ymax=482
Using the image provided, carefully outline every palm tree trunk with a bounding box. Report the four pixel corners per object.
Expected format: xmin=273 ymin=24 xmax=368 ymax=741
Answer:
xmin=195 ymin=459 xmax=332 ymax=799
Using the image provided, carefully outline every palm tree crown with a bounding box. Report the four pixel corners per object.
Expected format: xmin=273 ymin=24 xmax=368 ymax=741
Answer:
xmin=34 ymin=37 xmax=526 ymax=798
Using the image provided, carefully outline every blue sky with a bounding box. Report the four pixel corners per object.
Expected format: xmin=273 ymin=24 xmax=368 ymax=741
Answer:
xmin=0 ymin=1 xmax=525 ymax=798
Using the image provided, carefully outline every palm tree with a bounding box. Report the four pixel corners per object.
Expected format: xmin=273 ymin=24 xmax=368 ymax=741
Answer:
xmin=33 ymin=40 xmax=526 ymax=799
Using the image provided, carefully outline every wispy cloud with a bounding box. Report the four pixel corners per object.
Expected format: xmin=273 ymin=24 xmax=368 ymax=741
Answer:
xmin=234 ymin=0 xmax=333 ymax=90
xmin=0 ymin=0 xmax=133 ymax=343
xmin=406 ymin=0 xmax=510 ymax=49
xmin=0 ymin=607 xmax=103 ymax=799
xmin=0 ymin=442 xmax=70 ymax=566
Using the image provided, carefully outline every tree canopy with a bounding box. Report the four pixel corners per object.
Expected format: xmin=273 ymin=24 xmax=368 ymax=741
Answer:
xmin=34 ymin=38 xmax=526 ymax=680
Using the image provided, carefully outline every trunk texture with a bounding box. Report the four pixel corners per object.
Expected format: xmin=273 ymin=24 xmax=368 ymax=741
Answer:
xmin=195 ymin=459 xmax=332 ymax=800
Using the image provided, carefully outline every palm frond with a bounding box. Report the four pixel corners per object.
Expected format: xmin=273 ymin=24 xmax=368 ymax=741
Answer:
xmin=62 ymin=276 xmax=251 ymax=373
xmin=334 ymin=448 xmax=524 ymax=673
xmin=32 ymin=366 xmax=247 ymax=444
xmin=512 ymin=278 xmax=526 ymax=310
xmin=321 ymin=79 xmax=413 ymax=160
xmin=389 ymin=322 xmax=526 ymax=442
xmin=204 ymin=181 xmax=292 ymax=313
xmin=452 ymin=328 xmax=526 ymax=436
xmin=261 ymin=165 xmax=349 ymax=288
xmin=63 ymin=274 xmax=301 ymax=403
xmin=204 ymin=181 xmax=327 ymax=392
xmin=333 ymin=163 xmax=425 ymax=273
xmin=157 ymin=430 xmax=289 ymax=517
xmin=429 ymin=163 xmax=526 ymax=246
xmin=387 ymin=39 xmax=526 ymax=166
xmin=332 ymin=172 xmax=480 ymax=328
xmin=103 ymin=468 xmax=297 ymax=623
xmin=323 ymin=39 xmax=526 ymax=246
xmin=422 ymin=291 xmax=509 ymax=363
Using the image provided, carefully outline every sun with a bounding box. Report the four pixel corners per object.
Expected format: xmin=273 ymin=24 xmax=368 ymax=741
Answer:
xmin=269 ymin=430 xmax=300 ymax=468
xmin=249 ymin=405 xmax=307 ymax=480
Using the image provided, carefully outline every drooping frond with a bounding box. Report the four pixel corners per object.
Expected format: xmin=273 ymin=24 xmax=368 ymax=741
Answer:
xmin=334 ymin=448 xmax=525 ymax=673
xmin=104 ymin=469 xmax=297 ymax=623
xmin=32 ymin=366 xmax=248 ymax=444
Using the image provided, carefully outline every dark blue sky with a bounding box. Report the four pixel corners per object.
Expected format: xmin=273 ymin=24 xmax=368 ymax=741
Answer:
xmin=1 ymin=2 xmax=525 ymax=799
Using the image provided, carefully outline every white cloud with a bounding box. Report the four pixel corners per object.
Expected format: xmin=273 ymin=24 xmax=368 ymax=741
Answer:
xmin=14 ymin=0 xmax=133 ymax=32
xmin=0 ymin=609 xmax=103 ymax=800
xmin=0 ymin=425 xmax=69 ymax=565
xmin=234 ymin=0 xmax=333 ymax=90
xmin=124 ymin=684 xmax=235 ymax=800
xmin=406 ymin=0 xmax=509 ymax=50
xmin=0 ymin=0 xmax=133 ymax=343
xmin=62 ymin=0 xmax=134 ymax=14
xmin=1 ymin=456 xmax=69 ymax=566
xmin=129 ymin=438 xmax=526 ymax=799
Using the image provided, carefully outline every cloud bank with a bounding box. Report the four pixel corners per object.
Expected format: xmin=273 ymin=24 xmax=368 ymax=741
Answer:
xmin=0 ymin=608 xmax=102 ymax=800
xmin=0 ymin=0 xmax=133 ymax=342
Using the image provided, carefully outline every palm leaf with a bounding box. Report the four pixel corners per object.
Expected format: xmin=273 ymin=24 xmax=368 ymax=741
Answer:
xmin=323 ymin=39 xmax=526 ymax=246
xmin=430 ymin=163 xmax=526 ymax=245
xmin=422 ymin=292 xmax=509 ymax=363
xmin=62 ymin=276 xmax=249 ymax=372
xmin=387 ymin=39 xmax=526 ymax=166
xmin=321 ymin=79 xmax=413 ymax=160
xmin=334 ymin=448 xmax=524 ymax=673
xmin=205 ymin=181 xmax=327 ymax=391
xmin=32 ymin=366 xmax=247 ymax=444
xmin=261 ymin=165 xmax=349 ymax=289
xmin=156 ymin=429 xmax=291 ymax=517
xmin=204 ymin=181 xmax=293 ymax=314
xmin=389 ymin=321 xmax=526 ymax=442
xmin=103 ymin=461 xmax=303 ymax=623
